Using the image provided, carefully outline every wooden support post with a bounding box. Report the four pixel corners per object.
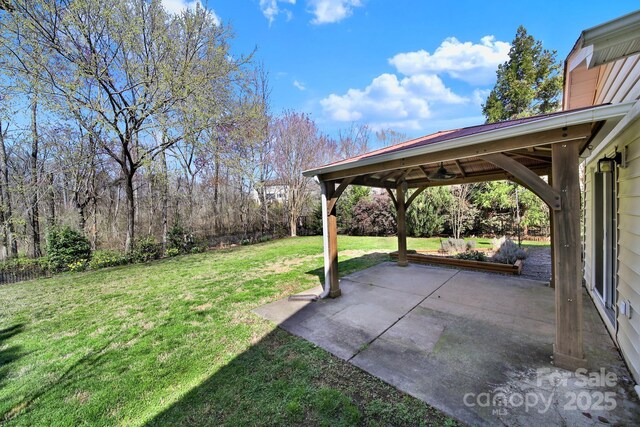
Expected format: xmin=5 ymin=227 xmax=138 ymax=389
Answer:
xmin=326 ymin=181 xmax=341 ymax=297
xmin=552 ymin=140 xmax=586 ymax=370
xmin=549 ymin=174 xmax=555 ymax=289
xmin=396 ymin=185 xmax=408 ymax=267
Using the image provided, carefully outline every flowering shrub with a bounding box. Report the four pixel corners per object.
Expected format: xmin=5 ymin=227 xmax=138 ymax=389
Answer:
xmin=88 ymin=250 xmax=129 ymax=269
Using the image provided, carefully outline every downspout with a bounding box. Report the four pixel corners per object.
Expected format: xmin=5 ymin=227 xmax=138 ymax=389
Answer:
xmin=318 ymin=177 xmax=331 ymax=299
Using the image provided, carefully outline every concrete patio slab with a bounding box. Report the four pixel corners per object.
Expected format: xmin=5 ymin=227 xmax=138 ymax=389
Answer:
xmin=254 ymin=262 xmax=640 ymax=426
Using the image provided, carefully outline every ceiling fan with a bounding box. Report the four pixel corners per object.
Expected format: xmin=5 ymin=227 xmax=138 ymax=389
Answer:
xmin=428 ymin=162 xmax=457 ymax=181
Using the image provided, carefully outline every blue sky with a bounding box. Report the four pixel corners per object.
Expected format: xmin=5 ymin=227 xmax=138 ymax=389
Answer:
xmin=165 ymin=0 xmax=639 ymax=141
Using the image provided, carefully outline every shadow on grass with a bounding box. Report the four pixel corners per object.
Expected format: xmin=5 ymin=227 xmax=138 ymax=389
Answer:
xmin=305 ymin=252 xmax=391 ymax=285
xmin=0 ymin=324 xmax=26 ymax=387
xmin=1 ymin=328 xmax=150 ymax=423
xmin=145 ymin=327 xmax=455 ymax=427
xmin=146 ymin=252 xmax=456 ymax=426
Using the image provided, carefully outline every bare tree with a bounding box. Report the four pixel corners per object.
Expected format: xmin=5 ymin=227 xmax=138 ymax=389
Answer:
xmin=2 ymin=0 xmax=245 ymax=251
xmin=338 ymin=123 xmax=370 ymax=160
xmin=273 ymin=111 xmax=335 ymax=236
xmin=447 ymin=184 xmax=478 ymax=239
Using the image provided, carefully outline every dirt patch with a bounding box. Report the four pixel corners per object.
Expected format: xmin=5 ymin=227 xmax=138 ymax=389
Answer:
xmin=192 ymin=302 xmax=213 ymax=312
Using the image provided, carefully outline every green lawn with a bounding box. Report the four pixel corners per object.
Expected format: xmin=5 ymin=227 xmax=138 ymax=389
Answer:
xmin=0 ymin=236 xmax=547 ymax=426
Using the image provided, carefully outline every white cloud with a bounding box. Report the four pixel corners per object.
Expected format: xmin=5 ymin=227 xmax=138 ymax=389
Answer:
xmin=260 ymin=0 xmax=296 ymax=25
xmin=293 ymin=80 xmax=307 ymax=91
xmin=472 ymin=88 xmax=491 ymax=106
xmin=308 ymin=0 xmax=362 ymax=24
xmin=320 ymin=73 xmax=467 ymax=130
xmin=161 ymin=0 xmax=220 ymax=24
xmin=389 ymin=36 xmax=510 ymax=85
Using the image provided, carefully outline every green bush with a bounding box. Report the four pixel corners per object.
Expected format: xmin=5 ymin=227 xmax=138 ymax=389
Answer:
xmin=240 ymin=239 xmax=250 ymax=246
xmin=454 ymin=250 xmax=488 ymax=262
xmin=190 ymin=246 xmax=205 ymax=254
xmin=46 ymin=226 xmax=91 ymax=271
xmin=167 ymin=223 xmax=195 ymax=253
xmin=89 ymin=250 xmax=129 ymax=269
xmin=258 ymin=234 xmax=272 ymax=243
xmin=166 ymin=247 xmax=180 ymax=257
xmin=131 ymin=236 xmax=161 ymax=263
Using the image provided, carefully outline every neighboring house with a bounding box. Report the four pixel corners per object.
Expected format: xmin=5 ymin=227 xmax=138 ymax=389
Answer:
xmin=565 ymin=11 xmax=640 ymax=383
xmin=252 ymin=181 xmax=289 ymax=204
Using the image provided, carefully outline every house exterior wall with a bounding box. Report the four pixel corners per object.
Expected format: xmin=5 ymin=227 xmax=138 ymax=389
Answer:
xmin=584 ymin=115 xmax=640 ymax=383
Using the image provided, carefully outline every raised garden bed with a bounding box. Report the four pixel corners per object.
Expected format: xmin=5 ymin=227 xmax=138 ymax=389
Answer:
xmin=390 ymin=250 xmax=523 ymax=275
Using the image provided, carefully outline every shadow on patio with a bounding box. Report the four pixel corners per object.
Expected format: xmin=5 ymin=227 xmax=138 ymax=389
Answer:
xmin=254 ymin=262 xmax=640 ymax=426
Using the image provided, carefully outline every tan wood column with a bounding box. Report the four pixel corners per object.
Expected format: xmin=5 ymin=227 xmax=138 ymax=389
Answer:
xmin=549 ymin=174 xmax=556 ymax=289
xmin=326 ymin=181 xmax=341 ymax=297
xmin=552 ymin=140 xmax=586 ymax=370
xmin=396 ymin=185 xmax=408 ymax=267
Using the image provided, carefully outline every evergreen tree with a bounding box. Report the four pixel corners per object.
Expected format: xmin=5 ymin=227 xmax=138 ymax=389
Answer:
xmin=482 ymin=26 xmax=563 ymax=123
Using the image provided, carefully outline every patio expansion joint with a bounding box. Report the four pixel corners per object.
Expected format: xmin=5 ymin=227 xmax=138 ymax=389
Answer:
xmin=347 ymin=270 xmax=462 ymax=362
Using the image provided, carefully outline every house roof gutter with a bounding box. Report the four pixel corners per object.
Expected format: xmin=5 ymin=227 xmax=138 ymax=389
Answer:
xmin=303 ymin=101 xmax=635 ymax=179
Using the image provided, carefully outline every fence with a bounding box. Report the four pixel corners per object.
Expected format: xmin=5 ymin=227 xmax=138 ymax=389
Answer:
xmin=0 ymin=266 xmax=52 ymax=285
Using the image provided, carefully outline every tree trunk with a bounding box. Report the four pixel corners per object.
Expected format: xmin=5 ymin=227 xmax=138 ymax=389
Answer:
xmin=30 ymin=98 xmax=42 ymax=258
xmin=47 ymin=173 xmax=55 ymax=229
xmin=124 ymin=170 xmax=136 ymax=252
xmin=0 ymin=121 xmax=17 ymax=257
xmin=161 ymin=148 xmax=168 ymax=251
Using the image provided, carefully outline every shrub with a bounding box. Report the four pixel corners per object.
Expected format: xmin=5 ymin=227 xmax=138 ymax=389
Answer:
xmin=465 ymin=240 xmax=477 ymax=251
xmin=46 ymin=226 xmax=91 ymax=271
xmin=89 ymin=250 xmax=129 ymax=269
xmin=346 ymin=194 xmax=396 ymax=236
xmin=68 ymin=259 xmax=89 ymax=272
xmin=240 ymin=239 xmax=251 ymax=246
xmin=258 ymin=234 xmax=272 ymax=243
xmin=131 ymin=236 xmax=161 ymax=263
xmin=440 ymin=238 xmax=467 ymax=253
xmin=454 ymin=250 xmax=487 ymax=262
xmin=166 ymin=247 xmax=180 ymax=257
xmin=492 ymin=239 xmax=527 ymax=264
xmin=167 ymin=223 xmax=196 ymax=253
xmin=190 ymin=246 xmax=205 ymax=254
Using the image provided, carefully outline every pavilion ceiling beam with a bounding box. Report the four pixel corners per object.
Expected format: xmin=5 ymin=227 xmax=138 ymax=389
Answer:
xmin=318 ymin=123 xmax=592 ymax=181
xmin=402 ymin=166 xmax=552 ymax=189
xmin=395 ymin=168 xmax=413 ymax=184
xmin=419 ymin=166 xmax=431 ymax=180
xmin=327 ymin=177 xmax=355 ymax=213
xmin=453 ymin=160 xmax=467 ymax=177
xmin=378 ymin=170 xmax=398 ymax=183
xmin=511 ymin=153 xmax=553 ymax=163
xmin=480 ymin=153 xmax=561 ymax=210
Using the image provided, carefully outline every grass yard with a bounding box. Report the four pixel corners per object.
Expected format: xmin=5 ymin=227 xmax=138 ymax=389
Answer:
xmin=0 ymin=235 xmax=547 ymax=426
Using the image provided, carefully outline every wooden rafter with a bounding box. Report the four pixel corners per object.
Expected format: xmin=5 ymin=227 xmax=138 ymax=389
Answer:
xmin=453 ymin=160 xmax=466 ymax=177
xmin=395 ymin=168 xmax=413 ymax=185
xmin=480 ymin=153 xmax=560 ymax=210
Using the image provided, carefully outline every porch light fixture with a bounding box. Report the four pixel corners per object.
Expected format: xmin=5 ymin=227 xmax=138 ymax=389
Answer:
xmin=597 ymin=151 xmax=623 ymax=173
xmin=428 ymin=162 xmax=457 ymax=181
